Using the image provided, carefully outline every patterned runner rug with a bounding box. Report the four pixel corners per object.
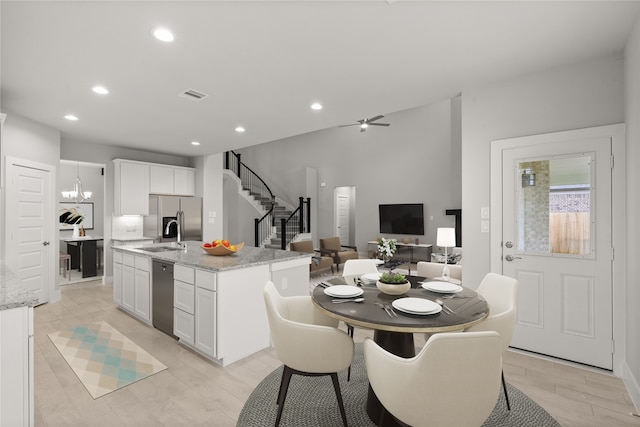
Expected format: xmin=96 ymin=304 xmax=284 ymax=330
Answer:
xmin=48 ymin=320 xmax=167 ymax=399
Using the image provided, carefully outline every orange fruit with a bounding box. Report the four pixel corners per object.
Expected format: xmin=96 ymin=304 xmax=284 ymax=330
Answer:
xmin=222 ymin=240 xmax=230 ymax=247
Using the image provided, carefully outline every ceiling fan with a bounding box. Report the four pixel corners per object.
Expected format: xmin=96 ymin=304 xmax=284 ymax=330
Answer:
xmin=339 ymin=115 xmax=391 ymax=132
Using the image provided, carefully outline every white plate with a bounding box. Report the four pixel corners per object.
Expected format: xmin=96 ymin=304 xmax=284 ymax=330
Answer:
xmin=324 ymin=285 xmax=364 ymax=298
xmin=421 ymin=281 xmax=463 ymax=293
xmin=433 ymin=277 xmax=462 ymax=285
xmin=392 ymin=298 xmax=442 ymax=315
xmin=361 ymin=272 xmax=382 ymax=283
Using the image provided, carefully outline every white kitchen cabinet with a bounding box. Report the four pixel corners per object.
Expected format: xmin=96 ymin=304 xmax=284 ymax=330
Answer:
xmin=174 ymin=168 xmax=195 ymax=196
xmin=149 ymin=164 xmax=195 ymax=196
xmin=114 ymin=250 xmax=151 ymax=325
xmin=122 ymin=264 xmax=135 ymax=313
xmin=174 ymin=280 xmax=195 ymax=314
xmin=0 ymin=306 xmax=34 ymax=427
xmin=113 ymin=260 xmax=122 ymax=305
xmin=149 ymin=164 xmax=174 ymax=194
xmin=195 ymin=269 xmax=216 ymax=357
xmin=113 ymin=159 xmax=149 ymax=216
xmin=174 ymin=308 xmax=195 ymax=345
xmin=133 ymin=269 xmax=150 ymax=321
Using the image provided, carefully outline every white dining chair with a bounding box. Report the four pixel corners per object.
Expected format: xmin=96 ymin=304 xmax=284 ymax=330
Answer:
xmin=416 ymin=261 xmax=462 ymax=281
xmin=465 ymin=272 xmax=519 ymax=410
xmin=263 ymin=281 xmax=354 ymax=427
xmin=342 ymin=258 xmax=379 ymax=285
xmin=364 ymin=331 xmax=502 ymax=427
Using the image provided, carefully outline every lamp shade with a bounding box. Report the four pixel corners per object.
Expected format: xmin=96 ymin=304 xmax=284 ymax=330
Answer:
xmin=437 ymin=227 xmax=456 ymax=248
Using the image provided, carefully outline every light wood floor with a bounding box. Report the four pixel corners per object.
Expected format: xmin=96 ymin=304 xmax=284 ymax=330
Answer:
xmin=33 ymin=281 xmax=640 ymax=426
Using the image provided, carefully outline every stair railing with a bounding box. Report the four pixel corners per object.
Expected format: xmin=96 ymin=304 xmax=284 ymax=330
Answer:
xmin=280 ymin=197 xmax=311 ymax=249
xmin=225 ymin=151 xmax=275 ymax=247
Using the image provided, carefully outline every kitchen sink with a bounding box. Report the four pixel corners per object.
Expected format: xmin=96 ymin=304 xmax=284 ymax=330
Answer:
xmin=138 ymin=246 xmax=184 ymax=253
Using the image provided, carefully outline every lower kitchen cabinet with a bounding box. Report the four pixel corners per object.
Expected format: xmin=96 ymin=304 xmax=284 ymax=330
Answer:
xmin=195 ymin=287 xmax=216 ymax=357
xmin=113 ymin=250 xmax=152 ymax=325
xmin=0 ymin=306 xmax=34 ymax=427
xmin=174 ymin=308 xmax=194 ymax=345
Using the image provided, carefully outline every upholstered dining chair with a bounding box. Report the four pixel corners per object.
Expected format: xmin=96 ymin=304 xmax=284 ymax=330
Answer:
xmin=289 ymin=240 xmax=334 ymax=275
xmin=319 ymin=236 xmax=358 ymax=272
xmin=465 ymin=272 xmax=519 ymax=410
xmin=416 ymin=261 xmax=463 ymax=281
xmin=364 ymin=331 xmax=502 ymax=427
xmin=341 ymin=258 xmax=379 ymax=285
xmin=263 ymin=281 xmax=354 ymax=427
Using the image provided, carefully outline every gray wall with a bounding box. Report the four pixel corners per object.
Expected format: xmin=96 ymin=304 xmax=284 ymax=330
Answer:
xmin=235 ymin=98 xmax=462 ymax=254
xmin=624 ymin=16 xmax=640 ymax=410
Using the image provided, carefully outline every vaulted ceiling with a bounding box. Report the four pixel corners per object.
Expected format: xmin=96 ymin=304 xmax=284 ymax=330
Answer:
xmin=2 ymin=1 xmax=638 ymax=157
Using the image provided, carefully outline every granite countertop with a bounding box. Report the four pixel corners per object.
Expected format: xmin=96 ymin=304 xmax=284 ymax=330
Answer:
xmin=113 ymin=241 xmax=311 ymax=272
xmin=0 ymin=262 xmax=38 ymax=310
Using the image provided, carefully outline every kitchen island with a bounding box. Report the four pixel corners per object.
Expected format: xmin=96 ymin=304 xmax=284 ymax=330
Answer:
xmin=112 ymin=241 xmax=311 ymax=366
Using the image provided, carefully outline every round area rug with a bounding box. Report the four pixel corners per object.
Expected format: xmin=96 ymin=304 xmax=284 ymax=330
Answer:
xmin=237 ymin=343 xmax=561 ymax=427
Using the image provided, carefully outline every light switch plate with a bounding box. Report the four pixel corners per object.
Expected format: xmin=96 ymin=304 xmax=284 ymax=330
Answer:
xmin=481 ymin=207 xmax=490 ymax=219
xmin=481 ymin=220 xmax=490 ymax=233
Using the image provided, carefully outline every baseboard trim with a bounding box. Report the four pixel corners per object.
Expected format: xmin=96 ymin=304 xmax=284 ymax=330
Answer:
xmin=622 ymin=360 xmax=640 ymax=413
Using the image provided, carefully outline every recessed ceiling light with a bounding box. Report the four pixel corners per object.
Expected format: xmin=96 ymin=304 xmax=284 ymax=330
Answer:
xmin=153 ymin=27 xmax=174 ymax=42
xmin=64 ymin=114 xmax=78 ymax=121
xmin=92 ymin=86 xmax=109 ymax=95
xmin=311 ymin=102 xmax=323 ymax=110
xmin=191 ymin=141 xmax=200 ymax=146
xmin=235 ymin=127 xmax=246 ymax=133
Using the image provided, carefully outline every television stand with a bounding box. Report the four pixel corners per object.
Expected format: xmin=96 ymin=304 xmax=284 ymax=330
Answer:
xmin=367 ymin=241 xmax=433 ymax=264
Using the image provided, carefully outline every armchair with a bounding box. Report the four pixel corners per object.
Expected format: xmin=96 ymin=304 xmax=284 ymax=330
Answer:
xmin=290 ymin=240 xmax=334 ymax=275
xmin=319 ymin=237 xmax=358 ymax=272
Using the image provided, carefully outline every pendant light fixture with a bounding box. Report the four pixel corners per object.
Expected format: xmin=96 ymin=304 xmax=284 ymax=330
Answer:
xmin=61 ymin=162 xmax=92 ymax=203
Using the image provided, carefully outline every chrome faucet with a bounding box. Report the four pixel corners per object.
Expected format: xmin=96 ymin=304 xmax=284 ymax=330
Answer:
xmin=164 ymin=210 xmax=184 ymax=246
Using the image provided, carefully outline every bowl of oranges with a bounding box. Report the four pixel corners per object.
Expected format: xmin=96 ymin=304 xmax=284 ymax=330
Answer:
xmin=201 ymin=239 xmax=244 ymax=256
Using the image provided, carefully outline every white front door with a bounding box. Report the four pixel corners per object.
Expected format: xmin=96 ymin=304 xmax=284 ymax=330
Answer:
xmin=5 ymin=157 xmax=55 ymax=305
xmin=500 ymin=134 xmax=613 ymax=369
xmin=336 ymin=193 xmax=350 ymax=244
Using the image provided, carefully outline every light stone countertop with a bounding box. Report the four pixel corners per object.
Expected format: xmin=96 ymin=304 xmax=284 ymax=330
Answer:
xmin=0 ymin=262 xmax=38 ymax=310
xmin=112 ymin=241 xmax=311 ymax=272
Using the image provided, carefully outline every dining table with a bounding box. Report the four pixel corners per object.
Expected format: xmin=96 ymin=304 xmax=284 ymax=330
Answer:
xmin=311 ymin=275 xmax=489 ymax=427
xmin=60 ymin=235 xmax=104 ymax=278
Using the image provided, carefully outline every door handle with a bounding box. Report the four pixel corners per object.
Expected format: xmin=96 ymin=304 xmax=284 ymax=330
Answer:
xmin=43 ymin=241 xmax=50 ymax=246
xmin=505 ymin=255 xmax=522 ymax=262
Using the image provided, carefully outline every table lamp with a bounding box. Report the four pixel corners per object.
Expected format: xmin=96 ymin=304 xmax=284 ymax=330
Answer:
xmin=437 ymin=227 xmax=456 ymax=281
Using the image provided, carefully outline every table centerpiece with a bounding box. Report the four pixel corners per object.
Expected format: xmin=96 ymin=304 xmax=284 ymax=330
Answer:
xmin=376 ymin=271 xmax=411 ymax=295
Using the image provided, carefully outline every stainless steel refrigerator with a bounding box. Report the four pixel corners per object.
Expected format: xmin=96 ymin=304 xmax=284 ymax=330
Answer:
xmin=144 ymin=195 xmax=203 ymax=243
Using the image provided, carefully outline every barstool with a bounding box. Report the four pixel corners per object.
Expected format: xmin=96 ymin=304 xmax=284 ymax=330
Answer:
xmin=59 ymin=252 xmax=71 ymax=280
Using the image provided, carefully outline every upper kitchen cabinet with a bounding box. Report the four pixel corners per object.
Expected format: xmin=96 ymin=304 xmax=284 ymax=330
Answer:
xmin=149 ymin=164 xmax=195 ymax=196
xmin=113 ymin=159 xmax=149 ymax=216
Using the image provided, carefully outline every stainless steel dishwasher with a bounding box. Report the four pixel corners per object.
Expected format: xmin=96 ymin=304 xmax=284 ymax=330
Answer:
xmin=152 ymin=260 xmax=176 ymax=338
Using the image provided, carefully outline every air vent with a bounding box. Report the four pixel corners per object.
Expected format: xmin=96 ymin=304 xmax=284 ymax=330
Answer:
xmin=178 ymin=89 xmax=209 ymax=101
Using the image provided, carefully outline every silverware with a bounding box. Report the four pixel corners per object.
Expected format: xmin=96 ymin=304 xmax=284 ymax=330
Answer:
xmin=375 ymin=302 xmax=394 ymax=318
xmin=331 ymin=297 xmax=364 ymax=303
xmin=384 ymin=304 xmax=398 ymax=317
xmin=435 ymin=298 xmax=455 ymax=314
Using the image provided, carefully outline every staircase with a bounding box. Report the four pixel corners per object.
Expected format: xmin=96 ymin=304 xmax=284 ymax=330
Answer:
xmin=226 ymin=151 xmax=310 ymax=249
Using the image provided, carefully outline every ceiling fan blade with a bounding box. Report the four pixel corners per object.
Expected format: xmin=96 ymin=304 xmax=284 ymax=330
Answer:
xmin=366 ymin=115 xmax=385 ymax=123
xmin=369 ymin=123 xmax=391 ymax=127
xmin=338 ymin=123 xmax=360 ymax=127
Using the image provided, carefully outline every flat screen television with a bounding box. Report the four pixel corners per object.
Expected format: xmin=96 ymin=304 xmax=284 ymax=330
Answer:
xmin=379 ymin=203 xmax=425 ymax=235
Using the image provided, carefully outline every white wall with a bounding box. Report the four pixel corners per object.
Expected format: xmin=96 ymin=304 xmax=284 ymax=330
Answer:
xmin=624 ymin=14 xmax=640 ymax=410
xmin=198 ymin=153 xmax=224 ymax=242
xmin=235 ymin=99 xmax=462 ymax=253
xmin=461 ymin=54 xmax=624 ymax=289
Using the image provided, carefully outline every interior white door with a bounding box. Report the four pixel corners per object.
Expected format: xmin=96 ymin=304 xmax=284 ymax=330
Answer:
xmin=5 ymin=157 xmax=55 ymax=305
xmin=502 ymin=136 xmax=612 ymax=369
xmin=336 ymin=193 xmax=350 ymax=244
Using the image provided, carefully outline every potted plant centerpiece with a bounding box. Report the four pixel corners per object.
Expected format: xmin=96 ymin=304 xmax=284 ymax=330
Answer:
xmin=376 ymin=271 xmax=411 ymax=295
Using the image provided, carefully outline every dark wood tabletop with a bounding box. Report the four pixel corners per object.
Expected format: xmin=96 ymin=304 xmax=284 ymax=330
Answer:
xmin=312 ymin=276 xmax=489 ymax=334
